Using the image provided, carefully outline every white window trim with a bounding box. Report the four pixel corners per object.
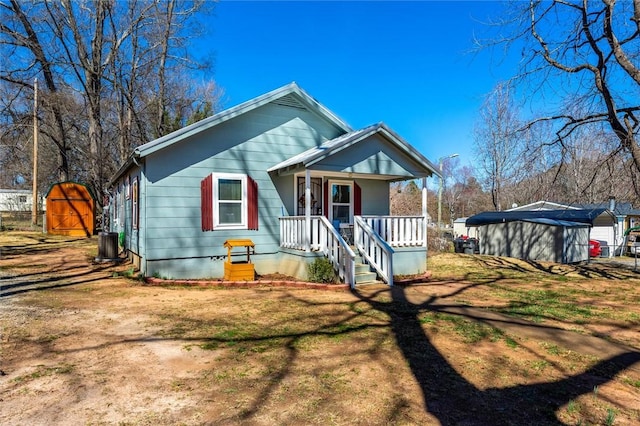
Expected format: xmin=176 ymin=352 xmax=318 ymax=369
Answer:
xmin=212 ymin=172 xmax=248 ymax=230
xmin=328 ymin=179 xmax=353 ymax=227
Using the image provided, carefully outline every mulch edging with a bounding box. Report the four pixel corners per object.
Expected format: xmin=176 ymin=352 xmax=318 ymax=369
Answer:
xmin=144 ymin=270 xmax=433 ymax=291
xmin=393 ymin=271 xmax=433 ymax=286
xmin=144 ymin=277 xmax=351 ymax=291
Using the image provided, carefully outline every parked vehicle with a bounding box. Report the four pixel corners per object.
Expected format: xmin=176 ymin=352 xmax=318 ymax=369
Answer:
xmin=454 ymin=236 xmax=480 ymax=254
xmin=589 ymin=240 xmax=602 ymax=257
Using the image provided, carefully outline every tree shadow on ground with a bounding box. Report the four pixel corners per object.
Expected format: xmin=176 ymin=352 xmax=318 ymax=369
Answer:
xmin=0 ymin=234 xmax=90 ymax=258
xmin=475 ymin=254 xmax=639 ymax=280
xmin=352 ymin=285 xmax=640 ymax=425
xmin=0 ymin=257 xmax=120 ymax=298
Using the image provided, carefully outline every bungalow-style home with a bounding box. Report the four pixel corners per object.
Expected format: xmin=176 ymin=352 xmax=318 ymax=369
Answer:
xmin=466 ymin=208 xmax=611 ymax=264
xmin=507 ymin=200 xmax=639 ymax=256
xmin=108 ymin=83 xmax=439 ymax=287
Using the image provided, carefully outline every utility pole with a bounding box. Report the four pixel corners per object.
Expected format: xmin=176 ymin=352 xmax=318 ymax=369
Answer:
xmin=32 ymin=78 xmax=38 ymax=226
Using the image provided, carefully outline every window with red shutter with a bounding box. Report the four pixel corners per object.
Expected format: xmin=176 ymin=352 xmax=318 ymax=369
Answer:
xmin=201 ymin=173 xmax=258 ymax=231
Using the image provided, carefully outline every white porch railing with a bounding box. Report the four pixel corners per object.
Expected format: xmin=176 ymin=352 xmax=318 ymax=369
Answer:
xmin=361 ymin=216 xmax=427 ymax=247
xmin=279 ymin=216 xmax=356 ymax=287
xmin=354 ymin=216 xmax=394 ymax=286
xmin=280 ymin=215 xmax=426 ymax=287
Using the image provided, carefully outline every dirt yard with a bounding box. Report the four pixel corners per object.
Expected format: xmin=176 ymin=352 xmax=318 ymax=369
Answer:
xmin=1 ymin=232 xmax=639 ymax=425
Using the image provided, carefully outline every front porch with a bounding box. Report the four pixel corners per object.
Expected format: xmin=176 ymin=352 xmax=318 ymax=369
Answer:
xmin=279 ymin=215 xmax=429 ymax=287
xmin=267 ymin=122 xmax=440 ymax=288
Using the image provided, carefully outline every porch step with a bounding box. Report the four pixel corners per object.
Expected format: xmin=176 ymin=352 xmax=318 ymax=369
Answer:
xmin=355 ymin=270 xmax=378 ymax=284
xmin=352 ymin=250 xmax=385 ymax=285
xmin=338 ymin=246 xmax=386 ymax=285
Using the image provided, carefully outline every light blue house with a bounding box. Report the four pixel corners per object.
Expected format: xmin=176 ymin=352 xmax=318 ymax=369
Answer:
xmin=108 ymin=83 xmax=439 ymax=287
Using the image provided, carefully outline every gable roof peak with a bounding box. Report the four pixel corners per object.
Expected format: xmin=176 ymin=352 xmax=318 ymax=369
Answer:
xmin=109 ymin=82 xmax=353 ymax=185
xmin=136 ymin=82 xmax=350 ymax=157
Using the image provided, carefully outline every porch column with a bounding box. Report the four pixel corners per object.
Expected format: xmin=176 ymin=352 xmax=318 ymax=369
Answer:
xmin=422 ymin=177 xmax=428 ymax=248
xmin=305 ymin=169 xmax=311 ymax=252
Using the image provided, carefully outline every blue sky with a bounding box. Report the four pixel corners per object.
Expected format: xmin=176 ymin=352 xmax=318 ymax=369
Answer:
xmin=206 ymin=1 xmax=517 ymax=166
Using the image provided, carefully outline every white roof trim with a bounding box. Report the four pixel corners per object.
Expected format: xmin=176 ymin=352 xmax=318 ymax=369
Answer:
xmin=268 ymin=122 xmax=440 ymax=178
xmin=110 ymin=83 xmax=352 ymax=184
xmin=135 ymin=82 xmax=351 ymax=158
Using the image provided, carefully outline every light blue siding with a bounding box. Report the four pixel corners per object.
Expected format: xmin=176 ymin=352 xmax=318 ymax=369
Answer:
xmin=110 ymin=168 xmax=144 ymax=259
xmin=393 ymin=247 xmax=427 ymax=275
xmin=109 ymin=89 xmax=433 ymax=280
xmin=309 ymin=134 xmax=426 ymax=178
xmin=356 ymin=179 xmax=390 ymax=216
xmin=136 ymin=102 xmax=344 ymax=278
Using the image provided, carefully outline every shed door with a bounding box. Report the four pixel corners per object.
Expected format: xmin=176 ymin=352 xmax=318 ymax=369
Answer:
xmin=49 ymin=198 xmax=91 ymax=231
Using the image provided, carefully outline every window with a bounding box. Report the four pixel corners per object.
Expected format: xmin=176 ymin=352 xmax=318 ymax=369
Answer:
xmin=125 ymin=175 xmax=131 ymax=199
xmin=201 ymin=173 xmax=258 ymax=231
xmin=217 ymin=176 xmax=244 ymax=226
xmin=113 ymin=190 xmax=118 ymax=222
xmin=132 ymin=178 xmax=139 ymax=230
xmin=118 ymin=185 xmax=124 ymax=224
xmin=330 ymin=181 xmax=353 ymax=226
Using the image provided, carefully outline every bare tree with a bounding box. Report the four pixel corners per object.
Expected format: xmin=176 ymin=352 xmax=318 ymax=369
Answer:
xmin=0 ymin=0 xmax=217 ymax=204
xmin=473 ymin=82 xmax=524 ymax=211
xmin=479 ymin=0 xmax=640 ymax=199
xmin=440 ymin=158 xmax=477 ymax=223
xmin=390 ymin=181 xmax=424 ymax=216
xmin=447 ymin=165 xmax=492 ymax=219
xmin=0 ymin=0 xmax=72 ymax=181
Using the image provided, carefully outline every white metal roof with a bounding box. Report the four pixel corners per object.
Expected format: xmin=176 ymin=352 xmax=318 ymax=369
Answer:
xmin=267 ymin=122 xmax=440 ymax=178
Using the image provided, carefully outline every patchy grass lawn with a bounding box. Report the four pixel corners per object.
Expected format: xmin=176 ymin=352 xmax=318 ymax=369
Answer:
xmin=1 ymin=232 xmax=639 ymax=425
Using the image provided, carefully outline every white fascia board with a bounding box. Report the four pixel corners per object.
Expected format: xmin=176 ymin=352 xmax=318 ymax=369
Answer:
xmin=112 ymin=83 xmax=352 ymax=183
xmin=136 ymin=82 xmax=352 ymax=159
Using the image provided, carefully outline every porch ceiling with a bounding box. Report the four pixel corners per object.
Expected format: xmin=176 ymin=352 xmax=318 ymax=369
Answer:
xmin=267 ymin=122 xmax=440 ymax=180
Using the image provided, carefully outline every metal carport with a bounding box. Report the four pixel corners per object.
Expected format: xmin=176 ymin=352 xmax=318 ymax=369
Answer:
xmin=465 ymin=209 xmax=610 ymax=263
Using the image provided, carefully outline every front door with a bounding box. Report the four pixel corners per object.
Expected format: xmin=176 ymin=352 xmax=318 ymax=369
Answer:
xmin=296 ymin=177 xmax=322 ymax=215
xmin=329 ymin=180 xmax=353 ymax=227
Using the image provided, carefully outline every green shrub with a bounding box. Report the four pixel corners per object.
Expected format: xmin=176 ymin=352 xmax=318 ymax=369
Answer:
xmin=307 ymin=257 xmax=337 ymax=283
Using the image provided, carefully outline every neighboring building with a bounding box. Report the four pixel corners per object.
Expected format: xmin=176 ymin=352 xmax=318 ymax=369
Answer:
xmin=466 ymin=209 xmax=611 ymax=264
xmin=0 ymin=189 xmax=44 ymax=213
xmin=108 ymin=83 xmax=440 ymax=286
xmin=453 ymin=217 xmax=478 ymax=239
xmin=507 ymin=200 xmax=639 ymax=256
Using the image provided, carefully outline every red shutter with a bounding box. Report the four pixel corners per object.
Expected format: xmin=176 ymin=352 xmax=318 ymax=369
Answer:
xmin=248 ymin=176 xmax=258 ymax=230
xmin=323 ymin=180 xmax=329 ymax=218
xmin=354 ymin=182 xmax=362 ymax=216
xmin=201 ymin=174 xmax=214 ymax=231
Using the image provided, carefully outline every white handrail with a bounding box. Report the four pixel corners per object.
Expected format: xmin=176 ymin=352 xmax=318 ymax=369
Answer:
xmin=354 ymin=216 xmax=394 ymax=286
xmin=318 ymin=216 xmax=356 ymax=288
xmin=279 ymin=216 xmax=356 ymax=287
